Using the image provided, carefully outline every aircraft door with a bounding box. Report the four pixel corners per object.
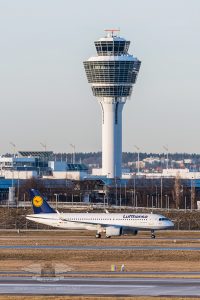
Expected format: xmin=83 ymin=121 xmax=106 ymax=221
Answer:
xmin=148 ymin=215 xmax=155 ymax=227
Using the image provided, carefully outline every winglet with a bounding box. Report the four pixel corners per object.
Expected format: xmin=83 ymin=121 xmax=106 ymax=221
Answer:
xmin=29 ymin=189 xmax=56 ymax=214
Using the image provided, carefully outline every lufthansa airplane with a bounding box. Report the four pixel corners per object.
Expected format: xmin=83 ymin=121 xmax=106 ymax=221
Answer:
xmin=26 ymin=189 xmax=174 ymax=238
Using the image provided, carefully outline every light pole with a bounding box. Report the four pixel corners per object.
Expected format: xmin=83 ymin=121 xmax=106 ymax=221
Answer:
xmin=10 ymin=142 xmax=16 ymax=192
xmin=10 ymin=142 xmax=16 ymax=158
xmin=160 ymin=176 xmax=163 ymax=209
xmin=163 ymin=145 xmax=169 ymax=170
xmin=40 ymin=142 xmax=47 ymax=171
xmin=155 ymin=185 xmax=158 ymax=208
xmin=40 ymin=142 xmax=47 ymax=151
xmin=168 ymin=196 xmax=170 ymax=211
xmin=147 ymin=194 xmax=149 ymax=208
xmin=17 ymin=171 xmax=19 ymax=207
xmin=119 ymin=184 xmax=122 ymax=209
xmin=134 ymin=175 xmax=136 ymax=206
xmin=165 ymin=194 xmax=168 ymax=210
xmin=70 ymin=144 xmax=76 ymax=164
xmin=190 ymin=178 xmax=193 ymax=211
xmin=134 ymin=145 xmax=140 ymax=174
xmin=23 ymin=193 xmax=26 ymax=209
xmin=64 ymin=193 xmax=67 ymax=202
xmin=54 ymin=193 xmax=59 ymax=210
xmin=124 ymin=182 xmax=127 ymax=204
xmin=131 ymin=190 xmax=133 ymax=207
xmin=115 ymin=183 xmax=118 ymax=206
xmin=185 ymin=195 xmax=187 ymax=212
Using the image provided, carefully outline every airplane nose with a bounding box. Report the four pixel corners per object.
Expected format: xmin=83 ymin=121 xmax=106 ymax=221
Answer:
xmin=169 ymin=221 xmax=174 ymax=228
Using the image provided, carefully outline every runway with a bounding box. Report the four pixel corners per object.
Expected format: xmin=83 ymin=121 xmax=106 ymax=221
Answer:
xmin=2 ymin=236 xmax=200 ymax=241
xmin=1 ymin=271 xmax=200 ymax=276
xmin=1 ymin=245 xmax=200 ymax=251
xmin=0 ymin=276 xmax=200 ymax=296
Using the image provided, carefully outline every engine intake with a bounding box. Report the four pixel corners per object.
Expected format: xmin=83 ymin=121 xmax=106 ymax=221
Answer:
xmin=106 ymin=226 xmax=122 ymax=236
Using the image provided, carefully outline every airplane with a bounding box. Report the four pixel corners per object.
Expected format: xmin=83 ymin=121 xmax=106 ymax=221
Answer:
xmin=26 ymin=189 xmax=174 ymax=238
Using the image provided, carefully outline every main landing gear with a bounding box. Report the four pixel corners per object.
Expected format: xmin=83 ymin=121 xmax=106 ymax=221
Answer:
xmin=95 ymin=233 xmax=101 ymax=238
xmin=151 ymin=230 xmax=156 ymax=239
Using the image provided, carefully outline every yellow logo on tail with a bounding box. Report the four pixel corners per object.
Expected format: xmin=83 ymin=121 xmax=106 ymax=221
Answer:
xmin=33 ymin=196 xmax=43 ymax=207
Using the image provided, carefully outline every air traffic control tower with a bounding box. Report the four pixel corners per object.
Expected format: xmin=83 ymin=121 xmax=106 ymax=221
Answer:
xmin=84 ymin=30 xmax=141 ymax=178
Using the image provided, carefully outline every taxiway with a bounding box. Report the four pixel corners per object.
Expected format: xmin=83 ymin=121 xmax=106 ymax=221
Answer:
xmin=0 ymin=276 xmax=200 ymax=296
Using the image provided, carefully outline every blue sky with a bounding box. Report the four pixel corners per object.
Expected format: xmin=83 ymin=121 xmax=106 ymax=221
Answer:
xmin=0 ymin=0 xmax=199 ymax=154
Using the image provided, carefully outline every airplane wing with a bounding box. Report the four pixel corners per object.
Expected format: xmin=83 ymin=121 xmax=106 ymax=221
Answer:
xmin=59 ymin=215 xmax=109 ymax=227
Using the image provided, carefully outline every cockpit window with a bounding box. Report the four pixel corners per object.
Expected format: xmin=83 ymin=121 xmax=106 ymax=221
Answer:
xmin=159 ymin=217 xmax=169 ymax=221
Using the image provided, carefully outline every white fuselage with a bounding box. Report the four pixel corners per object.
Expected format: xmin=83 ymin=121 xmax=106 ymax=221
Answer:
xmin=26 ymin=212 xmax=174 ymax=232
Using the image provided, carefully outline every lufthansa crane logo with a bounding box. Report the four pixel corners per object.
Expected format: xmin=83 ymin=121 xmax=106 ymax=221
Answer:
xmin=33 ymin=196 xmax=43 ymax=207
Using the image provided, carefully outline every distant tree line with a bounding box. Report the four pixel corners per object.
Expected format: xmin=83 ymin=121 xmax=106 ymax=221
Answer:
xmin=17 ymin=177 xmax=199 ymax=210
xmin=4 ymin=151 xmax=200 ymax=166
xmin=52 ymin=152 xmax=200 ymax=166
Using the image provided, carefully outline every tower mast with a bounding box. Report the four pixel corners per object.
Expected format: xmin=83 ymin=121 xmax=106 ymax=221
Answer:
xmin=84 ymin=30 xmax=141 ymax=178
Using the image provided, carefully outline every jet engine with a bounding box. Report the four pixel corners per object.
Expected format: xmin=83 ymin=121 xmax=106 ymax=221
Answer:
xmin=122 ymin=229 xmax=138 ymax=235
xmin=105 ymin=226 xmax=122 ymax=237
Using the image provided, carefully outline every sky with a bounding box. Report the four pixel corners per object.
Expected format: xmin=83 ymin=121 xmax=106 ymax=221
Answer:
xmin=0 ymin=0 xmax=200 ymax=154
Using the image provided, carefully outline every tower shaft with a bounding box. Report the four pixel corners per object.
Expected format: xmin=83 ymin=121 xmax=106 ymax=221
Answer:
xmin=101 ymin=100 xmax=124 ymax=178
xmin=84 ymin=31 xmax=141 ymax=178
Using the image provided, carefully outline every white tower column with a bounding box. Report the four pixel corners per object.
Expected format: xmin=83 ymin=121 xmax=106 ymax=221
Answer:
xmin=100 ymin=99 xmax=124 ymax=178
xmin=84 ymin=31 xmax=141 ymax=179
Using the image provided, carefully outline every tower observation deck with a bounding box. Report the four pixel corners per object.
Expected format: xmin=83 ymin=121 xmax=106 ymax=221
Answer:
xmin=84 ymin=30 xmax=141 ymax=178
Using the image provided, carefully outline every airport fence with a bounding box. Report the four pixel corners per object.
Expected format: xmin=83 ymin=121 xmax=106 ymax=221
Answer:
xmin=0 ymin=206 xmax=200 ymax=231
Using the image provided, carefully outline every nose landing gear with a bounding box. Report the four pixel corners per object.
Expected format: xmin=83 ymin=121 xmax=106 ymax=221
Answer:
xmin=151 ymin=230 xmax=156 ymax=239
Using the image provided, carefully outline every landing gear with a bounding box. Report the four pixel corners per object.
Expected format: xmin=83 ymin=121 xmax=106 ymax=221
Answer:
xmin=95 ymin=233 xmax=101 ymax=238
xmin=151 ymin=230 xmax=156 ymax=239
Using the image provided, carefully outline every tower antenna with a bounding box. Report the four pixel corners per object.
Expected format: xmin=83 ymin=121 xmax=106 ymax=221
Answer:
xmin=104 ymin=29 xmax=120 ymax=37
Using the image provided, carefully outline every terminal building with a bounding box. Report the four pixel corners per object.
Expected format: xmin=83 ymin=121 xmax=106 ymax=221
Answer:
xmin=0 ymin=151 xmax=88 ymax=203
xmin=0 ymin=147 xmax=200 ymax=207
xmin=0 ymin=151 xmax=53 ymax=179
xmin=0 ymin=151 xmax=88 ymax=180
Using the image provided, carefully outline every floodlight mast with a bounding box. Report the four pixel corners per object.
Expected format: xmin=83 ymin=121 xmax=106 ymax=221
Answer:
xmin=70 ymin=144 xmax=76 ymax=164
xmin=10 ymin=142 xmax=16 ymax=158
xmin=40 ymin=142 xmax=47 ymax=151
xmin=84 ymin=31 xmax=141 ymax=178
xmin=163 ymin=145 xmax=169 ymax=170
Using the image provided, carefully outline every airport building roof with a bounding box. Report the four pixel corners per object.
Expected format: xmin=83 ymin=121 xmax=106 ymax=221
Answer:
xmin=18 ymin=151 xmax=53 ymax=159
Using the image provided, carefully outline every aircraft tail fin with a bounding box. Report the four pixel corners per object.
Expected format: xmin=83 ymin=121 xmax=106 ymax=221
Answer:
xmin=29 ymin=189 xmax=56 ymax=214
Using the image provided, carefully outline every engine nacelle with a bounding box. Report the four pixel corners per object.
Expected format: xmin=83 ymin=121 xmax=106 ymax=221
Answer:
xmin=122 ymin=228 xmax=138 ymax=235
xmin=105 ymin=226 xmax=122 ymax=237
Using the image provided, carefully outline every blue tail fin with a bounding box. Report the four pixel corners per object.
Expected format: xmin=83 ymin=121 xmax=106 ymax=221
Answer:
xmin=29 ymin=189 xmax=56 ymax=214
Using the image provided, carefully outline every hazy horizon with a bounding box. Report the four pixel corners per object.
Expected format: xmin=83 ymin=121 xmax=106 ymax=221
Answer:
xmin=0 ymin=0 xmax=200 ymax=154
